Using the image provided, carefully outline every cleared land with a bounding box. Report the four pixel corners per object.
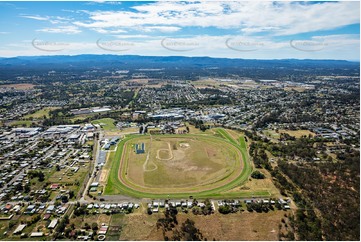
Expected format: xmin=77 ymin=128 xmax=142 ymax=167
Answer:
xmin=0 ymin=83 xmax=35 ymax=90
xmin=112 ymin=211 xmax=286 ymax=240
xmin=278 ymin=129 xmax=315 ymax=138
xmin=92 ymin=118 xmax=117 ymax=131
xmin=104 ymin=129 xmax=262 ymax=198
xmin=264 ymin=129 xmax=315 ymax=139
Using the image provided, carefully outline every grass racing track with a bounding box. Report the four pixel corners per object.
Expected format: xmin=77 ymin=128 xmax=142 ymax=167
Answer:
xmin=104 ymin=129 xmax=267 ymax=199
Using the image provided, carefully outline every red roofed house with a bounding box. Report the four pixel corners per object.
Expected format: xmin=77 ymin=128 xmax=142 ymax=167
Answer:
xmin=4 ymin=204 xmax=12 ymax=210
xmin=50 ymin=184 xmax=60 ymax=190
xmin=43 ymin=213 xmax=51 ymax=220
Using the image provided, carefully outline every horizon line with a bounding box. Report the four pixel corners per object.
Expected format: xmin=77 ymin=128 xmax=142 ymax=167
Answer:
xmin=0 ymin=54 xmax=359 ymax=62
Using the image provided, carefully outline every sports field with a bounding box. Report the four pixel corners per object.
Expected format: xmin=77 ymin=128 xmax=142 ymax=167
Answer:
xmin=104 ymin=129 xmax=260 ymax=198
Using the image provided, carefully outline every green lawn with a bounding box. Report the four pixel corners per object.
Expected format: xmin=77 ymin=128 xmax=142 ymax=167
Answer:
xmin=91 ymin=118 xmax=117 ymax=131
xmin=22 ymin=107 xmax=59 ymax=119
xmin=9 ymin=120 xmax=34 ymax=127
xmin=104 ymin=129 xmax=257 ymax=199
xmin=68 ymin=112 xmax=98 ymax=123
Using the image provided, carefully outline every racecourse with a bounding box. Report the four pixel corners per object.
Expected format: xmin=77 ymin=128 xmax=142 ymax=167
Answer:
xmin=104 ymin=128 xmax=264 ymax=199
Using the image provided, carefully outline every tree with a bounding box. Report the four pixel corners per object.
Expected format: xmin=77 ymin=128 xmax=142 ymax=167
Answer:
xmin=179 ymin=219 xmax=204 ymax=241
xmin=218 ymin=205 xmax=232 ymax=214
xmin=64 ymin=228 xmax=71 ymax=238
xmin=38 ymin=171 xmax=45 ymax=182
xmin=56 ymin=215 xmax=69 ymax=233
xmin=61 ymin=195 xmax=68 ymax=203
xmin=251 ymin=170 xmax=265 ymax=179
xmin=24 ymin=183 xmax=31 ymax=193
xmin=15 ymin=182 xmax=23 ymax=191
xmin=91 ymin=222 xmax=98 ymax=231
xmin=9 ymin=221 xmax=17 ymax=229
xmin=84 ymin=223 xmax=91 ymax=230
xmin=69 ymin=190 xmax=75 ymax=199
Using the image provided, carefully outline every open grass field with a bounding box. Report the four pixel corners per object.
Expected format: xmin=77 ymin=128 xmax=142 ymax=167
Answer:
xmin=278 ymin=129 xmax=315 ymax=138
xmin=91 ymin=118 xmax=117 ymax=131
xmin=263 ymin=129 xmax=281 ymax=139
xmin=68 ymin=112 xmax=98 ymax=122
xmin=103 ymin=128 xmax=267 ymax=198
xmin=22 ymin=107 xmax=59 ymax=119
xmin=264 ymin=129 xmax=315 ymax=139
xmin=8 ymin=120 xmax=34 ymax=127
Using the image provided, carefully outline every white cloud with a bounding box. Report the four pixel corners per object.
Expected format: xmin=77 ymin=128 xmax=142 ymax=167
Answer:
xmin=113 ymin=34 xmax=159 ymax=39
xmin=36 ymin=25 xmax=81 ymax=34
xmin=20 ymin=14 xmax=72 ymax=25
xmin=92 ymin=28 xmax=127 ymax=34
xmin=71 ymin=1 xmax=359 ymax=36
xmin=20 ymin=15 xmax=49 ymax=21
xmin=1 ymin=34 xmax=358 ymax=60
xmin=141 ymin=26 xmax=181 ymax=33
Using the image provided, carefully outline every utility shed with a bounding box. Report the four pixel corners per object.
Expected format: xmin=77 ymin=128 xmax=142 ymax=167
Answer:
xmin=13 ymin=224 xmax=26 ymax=234
xmin=48 ymin=219 xmax=58 ymax=229
xmin=30 ymin=232 xmax=44 ymax=237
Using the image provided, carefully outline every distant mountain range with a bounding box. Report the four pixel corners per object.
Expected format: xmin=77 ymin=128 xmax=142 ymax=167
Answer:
xmin=0 ymin=55 xmax=359 ymax=81
xmin=0 ymin=54 xmax=358 ymax=67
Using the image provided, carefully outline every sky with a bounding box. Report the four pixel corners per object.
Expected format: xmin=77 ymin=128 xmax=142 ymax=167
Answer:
xmin=0 ymin=1 xmax=359 ymax=60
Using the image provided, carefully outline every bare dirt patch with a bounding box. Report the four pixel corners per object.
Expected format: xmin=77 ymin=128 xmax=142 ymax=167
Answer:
xmin=179 ymin=143 xmax=190 ymax=149
xmin=99 ymin=169 xmax=109 ymax=183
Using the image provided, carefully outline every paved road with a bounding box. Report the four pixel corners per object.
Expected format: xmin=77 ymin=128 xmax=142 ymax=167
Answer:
xmin=79 ymin=131 xmax=102 ymax=203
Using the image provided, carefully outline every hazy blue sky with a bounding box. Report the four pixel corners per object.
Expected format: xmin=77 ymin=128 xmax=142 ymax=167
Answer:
xmin=0 ymin=1 xmax=359 ymax=60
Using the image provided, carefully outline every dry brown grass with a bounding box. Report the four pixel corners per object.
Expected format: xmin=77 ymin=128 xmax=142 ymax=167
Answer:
xmin=279 ymin=129 xmax=315 ymax=138
xmin=224 ymin=128 xmax=242 ymax=141
xmin=119 ymin=213 xmax=162 ymax=240
xmin=130 ymin=79 xmax=149 ymax=84
xmin=284 ymin=86 xmax=307 ymax=92
xmin=227 ymin=168 xmax=281 ymax=197
xmin=192 ymin=78 xmax=220 ymax=88
xmin=187 ymin=212 xmax=283 ymax=241
xmin=118 ymin=211 xmax=285 ymax=241
xmin=124 ymin=136 xmax=242 ymax=192
xmin=0 ymin=83 xmax=35 ymax=90
xmin=145 ymin=84 xmax=163 ymax=88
